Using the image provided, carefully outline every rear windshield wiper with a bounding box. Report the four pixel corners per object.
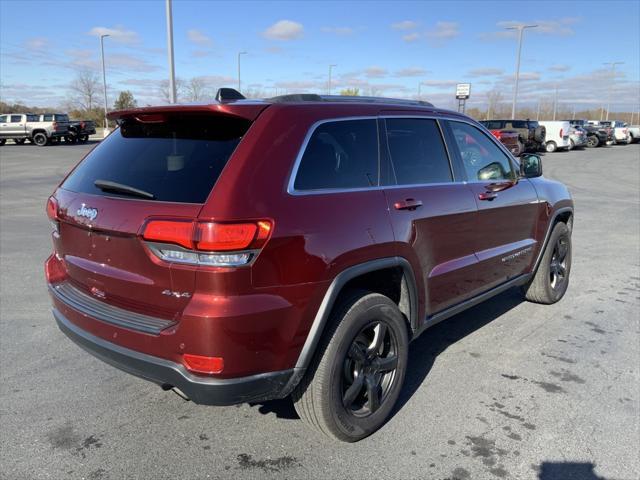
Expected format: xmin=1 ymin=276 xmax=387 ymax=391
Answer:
xmin=94 ymin=180 xmax=155 ymax=200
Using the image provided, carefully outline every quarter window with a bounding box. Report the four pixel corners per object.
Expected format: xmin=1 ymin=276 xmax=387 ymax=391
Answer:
xmin=384 ymin=118 xmax=452 ymax=185
xmin=448 ymin=121 xmax=515 ymax=182
xmin=43 ymin=114 xmax=53 ymax=121
xmin=293 ymin=119 xmax=378 ymax=191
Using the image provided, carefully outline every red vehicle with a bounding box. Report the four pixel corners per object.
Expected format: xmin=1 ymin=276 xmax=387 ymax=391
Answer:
xmin=46 ymin=90 xmax=573 ymax=442
xmin=488 ymin=129 xmax=523 ymax=156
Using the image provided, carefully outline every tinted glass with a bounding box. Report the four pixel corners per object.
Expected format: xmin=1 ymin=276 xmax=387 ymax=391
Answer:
xmin=0 ymin=116 xmax=6 ymax=123
xmin=385 ymin=118 xmax=452 ymax=185
xmin=449 ymin=121 xmax=514 ymax=182
xmin=10 ymin=115 xmax=22 ymax=123
xmin=26 ymin=114 xmax=38 ymax=122
xmin=62 ymin=114 xmax=250 ymax=203
xmin=294 ymin=119 xmax=378 ymax=190
xmin=509 ymin=121 xmax=527 ymax=129
xmin=55 ymin=114 xmax=69 ymax=122
xmin=483 ymin=121 xmax=503 ymax=130
xmin=43 ymin=114 xmax=53 ymax=121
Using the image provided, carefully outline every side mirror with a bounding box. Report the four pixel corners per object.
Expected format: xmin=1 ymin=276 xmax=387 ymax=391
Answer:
xmin=520 ymin=154 xmax=543 ymax=178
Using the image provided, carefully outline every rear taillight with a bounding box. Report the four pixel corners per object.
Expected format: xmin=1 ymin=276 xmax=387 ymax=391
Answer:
xmin=141 ymin=219 xmax=273 ymax=267
xmin=46 ymin=196 xmax=60 ymax=234
xmin=80 ymin=121 xmax=85 ymax=129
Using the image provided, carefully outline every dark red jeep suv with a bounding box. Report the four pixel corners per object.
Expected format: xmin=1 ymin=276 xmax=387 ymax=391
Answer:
xmin=46 ymin=91 xmax=573 ymax=441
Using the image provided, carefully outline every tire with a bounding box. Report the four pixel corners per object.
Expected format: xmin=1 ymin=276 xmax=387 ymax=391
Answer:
xmin=0 ymin=139 xmax=6 ymax=146
xmin=79 ymin=134 xmax=89 ymax=143
xmin=65 ymin=135 xmax=77 ymax=144
xmin=569 ymin=139 xmax=575 ymax=151
xmin=14 ymin=138 xmax=26 ymax=145
xmin=545 ymin=141 xmax=557 ymax=153
xmin=292 ymin=291 xmax=409 ymax=442
xmin=522 ymin=222 xmax=571 ymax=304
xmin=32 ymin=132 xmax=48 ymax=146
xmin=586 ymin=135 xmax=599 ymax=148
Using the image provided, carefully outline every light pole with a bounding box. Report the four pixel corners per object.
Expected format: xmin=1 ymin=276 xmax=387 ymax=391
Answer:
xmin=418 ymin=81 xmax=427 ymax=100
xmin=506 ymin=24 xmax=537 ymax=119
xmin=536 ymin=98 xmax=541 ymax=121
xmin=328 ymin=64 xmax=336 ymax=95
xmin=603 ymin=61 xmax=624 ymax=121
xmin=237 ymin=51 xmax=247 ymax=92
xmin=553 ymin=83 xmax=559 ymax=121
xmin=165 ymin=0 xmax=177 ymax=103
xmin=99 ymin=34 xmax=110 ymax=135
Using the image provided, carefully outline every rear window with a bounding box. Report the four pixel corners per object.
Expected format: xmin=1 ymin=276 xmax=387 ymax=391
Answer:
xmin=55 ymin=114 xmax=69 ymax=122
xmin=62 ymin=114 xmax=250 ymax=203
xmin=293 ymin=119 xmax=378 ymax=191
xmin=483 ymin=121 xmax=503 ymax=130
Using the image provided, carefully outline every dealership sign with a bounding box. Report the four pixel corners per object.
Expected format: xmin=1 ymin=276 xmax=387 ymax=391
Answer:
xmin=456 ymin=83 xmax=471 ymax=99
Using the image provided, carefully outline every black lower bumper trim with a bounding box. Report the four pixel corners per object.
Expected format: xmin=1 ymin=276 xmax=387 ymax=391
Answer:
xmin=53 ymin=308 xmax=295 ymax=405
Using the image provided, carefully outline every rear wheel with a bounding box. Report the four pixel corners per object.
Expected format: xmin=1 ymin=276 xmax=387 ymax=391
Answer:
xmin=545 ymin=141 xmax=557 ymax=153
xmin=586 ymin=135 xmax=599 ymax=148
xmin=523 ymin=222 xmax=571 ymax=304
xmin=65 ymin=135 xmax=77 ymax=144
xmin=79 ymin=134 xmax=89 ymax=143
xmin=14 ymin=138 xmax=26 ymax=145
xmin=32 ymin=133 xmax=48 ymax=146
xmin=0 ymin=139 xmax=6 ymax=146
xmin=293 ymin=291 xmax=409 ymax=442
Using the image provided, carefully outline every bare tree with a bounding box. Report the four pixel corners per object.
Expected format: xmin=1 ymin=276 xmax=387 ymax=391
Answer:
xmin=70 ymin=69 xmax=100 ymax=110
xmin=186 ymin=77 xmax=211 ymax=102
xmin=159 ymin=78 xmax=186 ymax=103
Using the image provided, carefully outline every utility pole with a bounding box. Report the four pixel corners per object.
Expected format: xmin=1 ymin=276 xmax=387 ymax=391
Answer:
xmin=165 ymin=0 xmax=177 ymax=103
xmin=328 ymin=64 xmax=336 ymax=95
xmin=237 ymin=51 xmax=247 ymax=92
xmin=100 ymin=34 xmax=110 ymax=135
xmin=603 ymin=61 xmax=623 ymax=121
xmin=506 ymin=24 xmax=537 ymax=119
xmin=536 ymin=99 xmax=541 ymax=121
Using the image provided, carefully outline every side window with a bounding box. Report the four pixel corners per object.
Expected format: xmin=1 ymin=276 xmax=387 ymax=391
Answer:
xmin=26 ymin=114 xmax=38 ymax=122
xmin=0 ymin=115 xmax=6 ymax=123
xmin=10 ymin=115 xmax=23 ymax=123
xmin=43 ymin=114 xmax=53 ymax=121
xmin=384 ymin=118 xmax=452 ymax=185
xmin=293 ymin=119 xmax=378 ymax=191
xmin=448 ymin=121 xmax=515 ymax=182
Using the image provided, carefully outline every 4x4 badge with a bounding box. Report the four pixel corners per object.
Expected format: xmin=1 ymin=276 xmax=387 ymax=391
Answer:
xmin=77 ymin=203 xmax=98 ymax=221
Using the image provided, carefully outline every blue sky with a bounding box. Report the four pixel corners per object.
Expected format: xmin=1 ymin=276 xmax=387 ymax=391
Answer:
xmin=1 ymin=0 xmax=639 ymax=111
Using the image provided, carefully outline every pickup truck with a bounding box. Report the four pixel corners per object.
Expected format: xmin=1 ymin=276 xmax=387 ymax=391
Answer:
xmin=0 ymin=112 xmax=69 ymax=146
xmin=66 ymin=120 xmax=96 ymax=143
xmin=627 ymin=125 xmax=640 ymax=143
xmin=487 ymin=129 xmax=522 ymax=156
xmin=567 ymin=120 xmax=612 ymax=148
xmin=479 ymin=119 xmax=546 ymax=152
xmin=599 ymin=121 xmax=631 ymax=145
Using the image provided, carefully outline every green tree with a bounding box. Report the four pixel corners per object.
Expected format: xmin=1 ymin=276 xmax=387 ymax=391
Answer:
xmin=340 ymin=88 xmax=360 ymax=96
xmin=113 ymin=90 xmax=137 ymax=110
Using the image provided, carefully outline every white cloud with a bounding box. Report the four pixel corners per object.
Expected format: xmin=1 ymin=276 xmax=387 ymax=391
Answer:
xmin=468 ymin=68 xmax=504 ymax=77
xmin=548 ymin=64 xmax=571 ymax=72
xmin=88 ymin=26 xmax=139 ymax=44
xmin=395 ymin=67 xmax=429 ymax=77
xmin=187 ymin=29 xmax=212 ymax=47
xmin=25 ymin=37 xmax=48 ymax=50
xmin=391 ymin=20 xmax=419 ymax=31
xmin=263 ymin=20 xmax=304 ymax=40
xmin=426 ymin=21 xmax=460 ymax=45
xmin=321 ymin=26 xmax=354 ymax=36
xmin=402 ymin=32 xmax=421 ymax=42
xmin=364 ymin=66 xmax=387 ymax=78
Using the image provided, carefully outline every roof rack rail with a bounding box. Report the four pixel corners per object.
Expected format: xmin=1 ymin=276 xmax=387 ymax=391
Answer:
xmin=266 ymin=94 xmax=434 ymax=107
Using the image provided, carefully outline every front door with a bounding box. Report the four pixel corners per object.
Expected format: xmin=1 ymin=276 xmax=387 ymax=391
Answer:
xmin=443 ymin=120 xmax=540 ymax=290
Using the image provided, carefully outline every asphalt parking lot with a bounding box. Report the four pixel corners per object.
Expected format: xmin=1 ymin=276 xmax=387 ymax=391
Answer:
xmin=0 ymin=141 xmax=638 ymax=480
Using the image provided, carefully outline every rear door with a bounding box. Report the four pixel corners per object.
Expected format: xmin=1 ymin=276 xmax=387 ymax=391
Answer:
xmin=443 ymin=120 xmax=539 ymax=290
xmin=54 ymin=113 xmax=252 ymax=320
xmin=8 ymin=114 xmax=26 ymax=136
xmin=381 ymin=116 xmax=480 ymax=314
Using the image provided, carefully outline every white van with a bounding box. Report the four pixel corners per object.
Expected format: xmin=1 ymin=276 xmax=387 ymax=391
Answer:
xmin=539 ymin=121 xmax=571 ymax=152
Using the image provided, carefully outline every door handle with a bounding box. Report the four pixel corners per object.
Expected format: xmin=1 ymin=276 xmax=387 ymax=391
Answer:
xmin=394 ymin=199 xmax=423 ymax=211
xmin=478 ymin=192 xmax=498 ymax=201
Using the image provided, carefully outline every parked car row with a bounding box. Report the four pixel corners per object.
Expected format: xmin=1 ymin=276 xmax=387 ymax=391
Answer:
xmin=0 ymin=112 xmax=96 ymax=146
xmin=481 ymin=117 xmax=637 ymax=154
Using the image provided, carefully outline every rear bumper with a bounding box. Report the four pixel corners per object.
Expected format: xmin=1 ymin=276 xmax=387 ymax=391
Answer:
xmin=53 ymin=308 xmax=297 ymax=405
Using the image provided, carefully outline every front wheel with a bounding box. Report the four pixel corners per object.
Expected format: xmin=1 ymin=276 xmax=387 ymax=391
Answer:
xmin=522 ymin=222 xmax=571 ymax=304
xmin=293 ymin=291 xmax=409 ymax=442
xmin=586 ymin=135 xmax=599 ymax=148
